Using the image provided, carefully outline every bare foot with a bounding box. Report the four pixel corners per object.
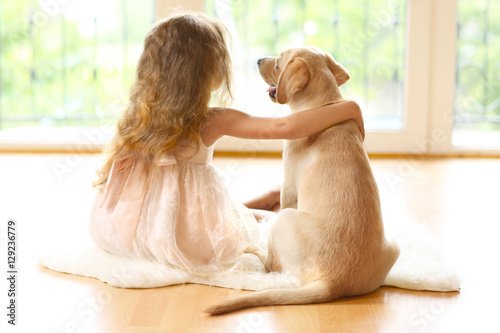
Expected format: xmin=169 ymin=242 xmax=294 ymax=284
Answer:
xmin=249 ymin=209 xmax=277 ymax=222
xmin=244 ymin=186 xmax=281 ymax=211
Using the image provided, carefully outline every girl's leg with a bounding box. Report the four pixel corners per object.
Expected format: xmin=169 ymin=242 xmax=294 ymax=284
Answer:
xmin=249 ymin=208 xmax=276 ymax=222
xmin=244 ymin=186 xmax=281 ymax=216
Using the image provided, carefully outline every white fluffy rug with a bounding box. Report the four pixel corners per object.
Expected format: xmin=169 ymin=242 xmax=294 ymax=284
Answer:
xmin=40 ymin=212 xmax=461 ymax=293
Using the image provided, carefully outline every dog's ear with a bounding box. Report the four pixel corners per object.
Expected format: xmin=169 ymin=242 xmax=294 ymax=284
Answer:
xmin=325 ymin=52 xmax=350 ymax=86
xmin=276 ymin=57 xmax=310 ymax=104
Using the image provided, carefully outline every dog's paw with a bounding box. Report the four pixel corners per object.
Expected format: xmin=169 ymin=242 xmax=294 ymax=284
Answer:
xmin=244 ymin=245 xmax=267 ymax=264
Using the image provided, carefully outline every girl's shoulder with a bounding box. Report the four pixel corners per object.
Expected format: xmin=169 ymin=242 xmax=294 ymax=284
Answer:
xmin=202 ymin=107 xmax=242 ymax=146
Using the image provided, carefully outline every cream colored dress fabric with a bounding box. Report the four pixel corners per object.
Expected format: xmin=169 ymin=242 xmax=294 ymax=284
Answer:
xmin=89 ymin=141 xmax=259 ymax=275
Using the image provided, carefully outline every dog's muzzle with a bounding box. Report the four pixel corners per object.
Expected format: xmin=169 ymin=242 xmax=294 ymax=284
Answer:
xmin=257 ymin=58 xmax=277 ymax=100
xmin=267 ymin=86 xmax=277 ymax=100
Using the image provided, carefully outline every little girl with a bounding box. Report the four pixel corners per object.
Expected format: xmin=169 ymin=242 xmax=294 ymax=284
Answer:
xmin=89 ymin=12 xmax=364 ymax=275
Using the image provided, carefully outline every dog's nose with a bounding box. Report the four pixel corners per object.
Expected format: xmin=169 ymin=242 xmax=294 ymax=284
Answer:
xmin=257 ymin=58 xmax=265 ymax=66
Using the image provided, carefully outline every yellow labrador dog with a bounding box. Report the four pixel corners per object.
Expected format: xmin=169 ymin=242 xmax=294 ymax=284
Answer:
xmin=206 ymin=47 xmax=399 ymax=315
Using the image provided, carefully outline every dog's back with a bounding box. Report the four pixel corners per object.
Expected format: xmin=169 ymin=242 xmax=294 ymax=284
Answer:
xmin=289 ymin=119 xmax=398 ymax=295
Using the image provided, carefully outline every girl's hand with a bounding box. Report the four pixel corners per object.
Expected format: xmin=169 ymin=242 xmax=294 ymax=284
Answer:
xmin=315 ymin=100 xmax=365 ymax=140
xmin=348 ymin=101 xmax=365 ymax=141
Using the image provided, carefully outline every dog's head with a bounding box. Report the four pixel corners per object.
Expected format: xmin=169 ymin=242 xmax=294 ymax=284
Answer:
xmin=257 ymin=47 xmax=349 ymax=110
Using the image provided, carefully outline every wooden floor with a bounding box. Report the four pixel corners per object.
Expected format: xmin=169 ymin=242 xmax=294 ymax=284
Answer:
xmin=1 ymin=154 xmax=499 ymax=332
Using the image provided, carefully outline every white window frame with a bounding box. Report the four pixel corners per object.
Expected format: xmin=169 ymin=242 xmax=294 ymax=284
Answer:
xmin=1 ymin=0 xmax=497 ymax=155
xmin=366 ymin=0 xmax=458 ymax=155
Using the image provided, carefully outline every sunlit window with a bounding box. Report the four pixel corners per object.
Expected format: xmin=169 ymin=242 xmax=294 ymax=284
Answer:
xmin=454 ymin=0 xmax=500 ymax=147
xmin=206 ymin=0 xmax=407 ymax=131
xmin=0 ymin=0 xmax=154 ymax=144
xmin=2 ymin=0 xmax=498 ymax=152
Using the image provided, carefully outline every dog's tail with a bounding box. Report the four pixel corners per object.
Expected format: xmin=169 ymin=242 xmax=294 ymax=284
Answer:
xmin=205 ymin=280 xmax=336 ymax=315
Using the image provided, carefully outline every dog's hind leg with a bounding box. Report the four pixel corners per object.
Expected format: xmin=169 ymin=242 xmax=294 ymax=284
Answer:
xmin=264 ymin=236 xmax=281 ymax=272
xmin=244 ymin=245 xmax=267 ymax=264
xmin=265 ymin=208 xmax=312 ymax=276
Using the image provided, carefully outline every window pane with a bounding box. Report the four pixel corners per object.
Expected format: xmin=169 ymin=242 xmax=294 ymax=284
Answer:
xmin=206 ymin=0 xmax=406 ymax=130
xmin=454 ymin=0 xmax=500 ymax=147
xmin=0 ymin=0 xmax=154 ymax=142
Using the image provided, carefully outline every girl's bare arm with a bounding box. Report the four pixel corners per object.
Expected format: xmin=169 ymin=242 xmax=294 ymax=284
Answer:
xmin=203 ymin=100 xmax=364 ymax=146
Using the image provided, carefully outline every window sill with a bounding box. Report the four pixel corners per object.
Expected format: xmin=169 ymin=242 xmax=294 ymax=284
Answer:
xmin=0 ymin=127 xmax=285 ymax=153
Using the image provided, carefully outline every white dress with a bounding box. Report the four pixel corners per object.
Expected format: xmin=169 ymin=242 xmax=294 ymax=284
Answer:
xmin=89 ymin=141 xmax=260 ymax=275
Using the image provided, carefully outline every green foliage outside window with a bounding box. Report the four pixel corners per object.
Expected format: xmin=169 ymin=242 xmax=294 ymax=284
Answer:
xmin=0 ymin=0 xmax=153 ymax=130
xmin=0 ymin=0 xmax=498 ymax=134
xmin=455 ymin=0 xmax=500 ymax=133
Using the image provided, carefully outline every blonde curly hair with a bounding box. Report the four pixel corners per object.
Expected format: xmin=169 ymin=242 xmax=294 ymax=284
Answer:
xmin=94 ymin=12 xmax=233 ymax=188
